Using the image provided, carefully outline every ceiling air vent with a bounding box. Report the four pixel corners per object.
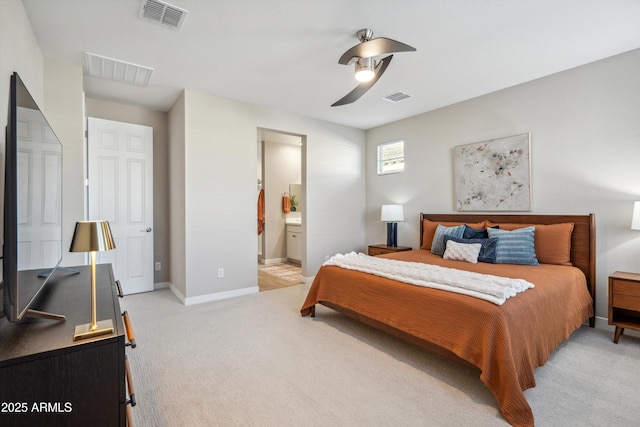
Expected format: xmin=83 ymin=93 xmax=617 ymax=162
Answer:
xmin=139 ymin=0 xmax=188 ymax=30
xmin=383 ymin=92 xmax=411 ymax=103
xmin=85 ymin=53 xmax=154 ymax=87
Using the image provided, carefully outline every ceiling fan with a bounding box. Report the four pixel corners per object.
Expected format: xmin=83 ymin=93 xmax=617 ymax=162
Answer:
xmin=332 ymin=29 xmax=416 ymax=107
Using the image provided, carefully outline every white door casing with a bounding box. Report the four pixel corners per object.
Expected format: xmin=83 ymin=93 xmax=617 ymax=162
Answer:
xmin=87 ymin=118 xmax=153 ymax=294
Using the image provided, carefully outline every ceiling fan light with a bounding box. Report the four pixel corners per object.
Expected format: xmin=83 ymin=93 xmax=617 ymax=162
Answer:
xmin=354 ymin=57 xmax=375 ymax=82
xmin=355 ymin=65 xmax=375 ymax=82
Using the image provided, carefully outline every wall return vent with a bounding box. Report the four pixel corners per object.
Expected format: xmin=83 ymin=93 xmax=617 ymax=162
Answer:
xmin=139 ymin=0 xmax=188 ymax=30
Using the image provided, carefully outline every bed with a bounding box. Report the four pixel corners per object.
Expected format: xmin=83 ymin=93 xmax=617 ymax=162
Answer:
xmin=300 ymin=213 xmax=595 ymax=427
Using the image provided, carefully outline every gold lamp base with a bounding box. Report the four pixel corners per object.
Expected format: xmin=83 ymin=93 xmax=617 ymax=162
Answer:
xmin=73 ymin=319 xmax=114 ymax=341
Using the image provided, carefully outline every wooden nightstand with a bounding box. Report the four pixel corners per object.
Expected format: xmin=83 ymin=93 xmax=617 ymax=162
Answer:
xmin=608 ymin=271 xmax=640 ymax=343
xmin=368 ymin=244 xmax=412 ymax=256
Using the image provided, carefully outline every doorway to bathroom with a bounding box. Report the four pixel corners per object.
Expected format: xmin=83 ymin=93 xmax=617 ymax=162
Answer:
xmin=257 ymin=128 xmax=304 ymax=291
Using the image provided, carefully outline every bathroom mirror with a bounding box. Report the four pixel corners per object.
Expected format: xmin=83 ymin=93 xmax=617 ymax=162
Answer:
xmin=289 ymin=184 xmax=302 ymax=213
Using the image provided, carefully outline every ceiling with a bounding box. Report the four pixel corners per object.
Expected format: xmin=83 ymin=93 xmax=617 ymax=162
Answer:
xmin=22 ymin=0 xmax=640 ymax=130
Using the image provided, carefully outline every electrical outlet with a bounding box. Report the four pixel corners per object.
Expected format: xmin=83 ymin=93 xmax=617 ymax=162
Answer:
xmin=217 ymin=268 xmax=224 ymax=278
xmin=155 ymin=262 xmax=161 ymax=271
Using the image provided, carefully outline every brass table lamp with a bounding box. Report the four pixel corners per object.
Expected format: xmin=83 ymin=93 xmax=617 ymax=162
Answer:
xmin=69 ymin=220 xmax=116 ymax=340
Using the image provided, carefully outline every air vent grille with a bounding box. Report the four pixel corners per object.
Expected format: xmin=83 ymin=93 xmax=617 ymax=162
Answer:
xmin=85 ymin=53 xmax=154 ymax=87
xmin=139 ymin=0 xmax=188 ymax=30
xmin=383 ymin=92 xmax=411 ymax=103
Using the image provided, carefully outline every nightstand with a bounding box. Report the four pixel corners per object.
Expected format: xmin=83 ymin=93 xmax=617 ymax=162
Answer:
xmin=368 ymin=244 xmax=412 ymax=256
xmin=608 ymin=271 xmax=640 ymax=343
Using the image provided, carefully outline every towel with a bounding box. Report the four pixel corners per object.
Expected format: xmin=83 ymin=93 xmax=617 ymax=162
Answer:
xmin=282 ymin=195 xmax=290 ymax=214
xmin=257 ymin=189 xmax=265 ymax=235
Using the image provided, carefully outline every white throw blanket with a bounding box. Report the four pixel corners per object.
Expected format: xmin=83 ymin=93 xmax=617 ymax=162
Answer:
xmin=323 ymin=252 xmax=534 ymax=305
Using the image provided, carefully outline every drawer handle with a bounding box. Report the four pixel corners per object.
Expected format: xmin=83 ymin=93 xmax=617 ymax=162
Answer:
xmin=115 ymin=280 xmax=124 ymax=298
xmin=122 ymin=311 xmax=137 ymax=348
xmin=125 ymin=354 xmax=137 ymax=407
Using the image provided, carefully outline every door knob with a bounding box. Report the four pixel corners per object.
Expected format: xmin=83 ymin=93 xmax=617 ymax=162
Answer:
xmin=140 ymin=227 xmax=152 ymax=232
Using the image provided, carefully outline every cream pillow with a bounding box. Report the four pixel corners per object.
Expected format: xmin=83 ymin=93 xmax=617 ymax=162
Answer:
xmin=443 ymin=240 xmax=482 ymax=264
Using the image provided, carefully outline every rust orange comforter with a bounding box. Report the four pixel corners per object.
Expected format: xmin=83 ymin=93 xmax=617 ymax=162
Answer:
xmin=300 ymin=250 xmax=594 ymax=427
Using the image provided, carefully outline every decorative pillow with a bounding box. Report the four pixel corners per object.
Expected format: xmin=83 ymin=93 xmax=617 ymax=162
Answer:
xmin=485 ymin=222 xmax=533 ymax=231
xmin=485 ymin=222 xmax=574 ymax=265
xmin=531 ymin=223 xmax=574 ymax=266
xmin=443 ymin=240 xmax=481 ymax=264
xmin=486 ymin=226 xmax=539 ymax=266
xmin=421 ymin=220 xmax=485 ymax=250
xmin=462 ymin=224 xmax=499 ymax=239
xmin=431 ymin=224 xmax=465 ymax=256
xmin=443 ymin=235 xmax=498 ymax=264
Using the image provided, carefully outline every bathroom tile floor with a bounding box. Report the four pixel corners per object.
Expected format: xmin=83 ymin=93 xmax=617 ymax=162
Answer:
xmin=258 ymin=262 xmax=302 ymax=292
xmin=259 ymin=262 xmax=301 ymax=281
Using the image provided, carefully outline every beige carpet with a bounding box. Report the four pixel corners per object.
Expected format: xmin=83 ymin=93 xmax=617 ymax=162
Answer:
xmin=120 ymin=284 xmax=640 ymax=427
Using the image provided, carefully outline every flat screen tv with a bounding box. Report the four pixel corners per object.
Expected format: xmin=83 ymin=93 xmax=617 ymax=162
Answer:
xmin=2 ymin=72 xmax=64 ymax=322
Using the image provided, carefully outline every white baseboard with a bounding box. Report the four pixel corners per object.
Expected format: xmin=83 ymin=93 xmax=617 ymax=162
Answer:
xmin=169 ymin=284 xmax=259 ymax=306
xmin=262 ymin=258 xmax=288 ymax=265
xmin=154 ymin=281 xmax=170 ymax=290
xmin=168 ymin=283 xmax=186 ymax=304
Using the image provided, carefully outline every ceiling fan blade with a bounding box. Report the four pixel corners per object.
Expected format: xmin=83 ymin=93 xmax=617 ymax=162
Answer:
xmin=338 ymin=37 xmax=415 ymax=65
xmin=331 ymin=55 xmax=393 ymax=107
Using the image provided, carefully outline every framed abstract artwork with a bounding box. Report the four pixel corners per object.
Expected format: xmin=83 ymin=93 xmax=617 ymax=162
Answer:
xmin=453 ymin=133 xmax=531 ymax=211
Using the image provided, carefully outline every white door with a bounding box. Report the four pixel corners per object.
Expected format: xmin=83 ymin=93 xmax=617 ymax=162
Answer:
xmin=87 ymin=118 xmax=154 ymax=294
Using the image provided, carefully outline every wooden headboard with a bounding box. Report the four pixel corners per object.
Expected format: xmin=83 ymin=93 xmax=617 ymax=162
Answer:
xmin=420 ymin=213 xmax=596 ymax=326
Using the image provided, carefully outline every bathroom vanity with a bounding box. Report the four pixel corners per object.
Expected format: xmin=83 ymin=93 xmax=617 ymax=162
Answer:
xmin=286 ymin=221 xmax=302 ymax=263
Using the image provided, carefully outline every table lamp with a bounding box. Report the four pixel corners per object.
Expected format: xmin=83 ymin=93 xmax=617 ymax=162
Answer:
xmin=381 ymin=204 xmax=404 ymax=247
xmin=69 ymin=220 xmax=116 ymax=341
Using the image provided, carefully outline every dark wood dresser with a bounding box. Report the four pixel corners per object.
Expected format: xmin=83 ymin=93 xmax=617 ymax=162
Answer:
xmin=0 ymin=264 xmax=136 ymax=426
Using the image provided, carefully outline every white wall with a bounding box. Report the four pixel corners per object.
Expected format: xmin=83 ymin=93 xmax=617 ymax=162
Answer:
xmin=171 ymin=89 xmax=366 ymax=303
xmin=0 ymin=1 xmax=86 ymax=269
xmin=168 ymin=92 xmax=187 ymax=297
xmin=0 ymin=0 xmax=45 ymax=247
xmin=366 ymin=48 xmax=640 ymax=320
xmin=43 ymin=59 xmax=85 ymax=267
xmin=0 ymin=0 xmax=43 ymax=121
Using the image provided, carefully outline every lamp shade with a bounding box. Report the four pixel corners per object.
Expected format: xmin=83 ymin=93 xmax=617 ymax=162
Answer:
xmin=381 ymin=205 xmax=404 ymax=222
xmin=632 ymin=202 xmax=640 ymax=230
xmin=70 ymin=220 xmax=116 ymax=252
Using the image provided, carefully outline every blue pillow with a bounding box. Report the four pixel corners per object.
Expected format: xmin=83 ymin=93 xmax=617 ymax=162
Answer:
xmin=463 ymin=225 xmax=487 ymax=239
xmin=463 ymin=224 xmax=499 ymax=239
xmin=431 ymin=224 xmax=465 ymax=256
xmin=443 ymin=235 xmax=498 ymax=264
xmin=486 ymin=226 xmax=539 ymax=266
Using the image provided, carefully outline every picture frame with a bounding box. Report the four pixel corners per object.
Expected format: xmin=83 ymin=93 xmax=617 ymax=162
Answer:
xmin=453 ymin=133 xmax=531 ymax=211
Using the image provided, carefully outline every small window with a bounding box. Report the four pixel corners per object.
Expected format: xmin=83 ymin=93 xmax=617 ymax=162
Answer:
xmin=377 ymin=140 xmax=404 ymax=175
